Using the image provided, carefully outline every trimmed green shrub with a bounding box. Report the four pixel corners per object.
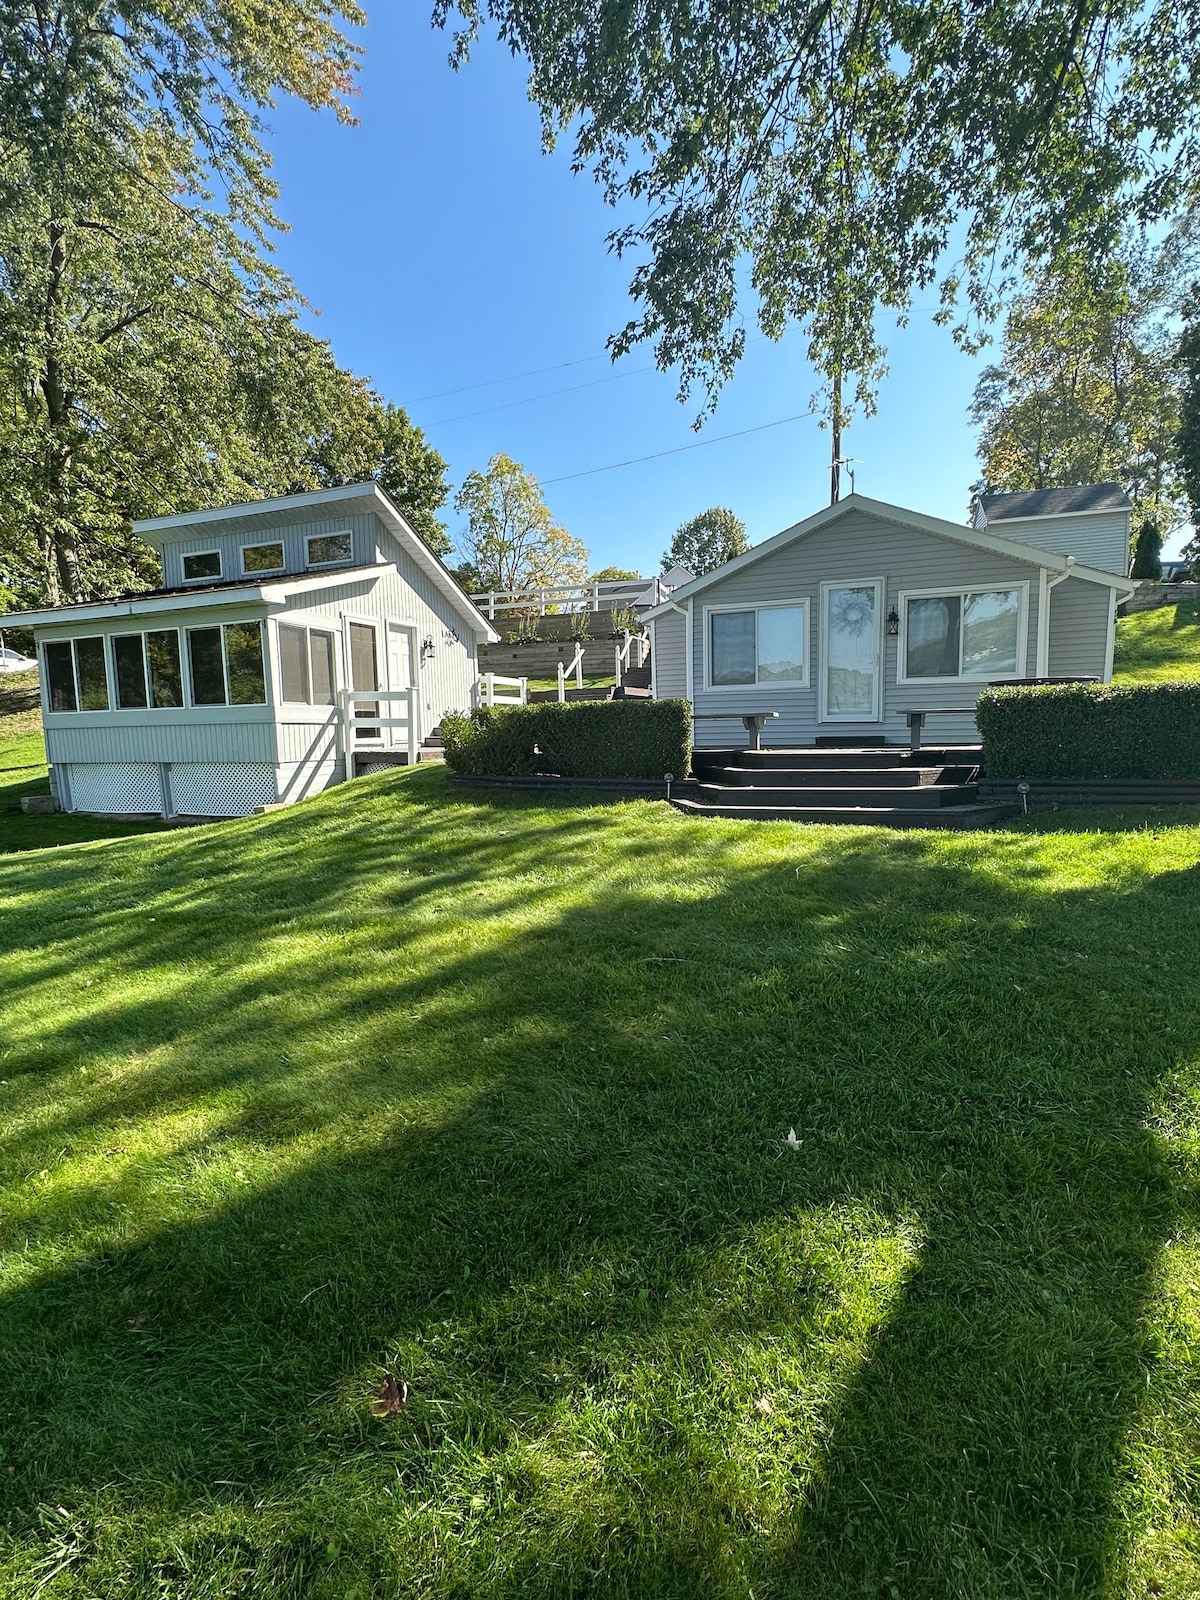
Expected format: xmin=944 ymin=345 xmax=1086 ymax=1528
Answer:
xmin=976 ymin=681 xmax=1200 ymax=779
xmin=440 ymin=699 xmax=691 ymax=780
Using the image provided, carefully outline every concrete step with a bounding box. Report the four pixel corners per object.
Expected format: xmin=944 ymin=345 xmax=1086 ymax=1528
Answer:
xmin=417 ymin=748 xmax=445 ymax=763
xmin=671 ymin=797 xmax=1017 ymax=829
xmin=690 ymin=783 xmax=981 ymax=809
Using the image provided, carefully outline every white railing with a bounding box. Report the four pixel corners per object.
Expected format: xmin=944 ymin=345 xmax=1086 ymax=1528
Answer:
xmin=471 ymin=576 xmax=669 ymax=619
xmin=557 ymin=643 xmax=585 ymax=701
xmin=476 ymin=672 xmax=528 ymax=707
xmin=614 ymin=629 xmax=649 ymax=686
xmin=340 ymin=687 xmax=417 ymax=766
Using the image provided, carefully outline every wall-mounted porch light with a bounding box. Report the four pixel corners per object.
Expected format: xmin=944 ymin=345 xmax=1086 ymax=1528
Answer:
xmin=886 ymin=606 xmax=900 ymax=636
xmin=420 ymin=635 xmax=436 ymax=663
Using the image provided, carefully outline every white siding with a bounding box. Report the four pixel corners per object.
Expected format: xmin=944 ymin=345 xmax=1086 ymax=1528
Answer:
xmin=1047 ymin=575 xmax=1113 ymax=679
xmin=46 ymin=716 xmax=275 ymax=766
xmin=687 ymin=509 xmax=1046 ymax=747
xmin=987 ymin=510 xmax=1130 ymax=576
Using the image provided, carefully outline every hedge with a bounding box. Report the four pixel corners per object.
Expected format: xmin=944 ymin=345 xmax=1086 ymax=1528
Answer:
xmin=440 ymin=698 xmax=691 ymax=780
xmin=976 ymin=681 xmax=1200 ymax=779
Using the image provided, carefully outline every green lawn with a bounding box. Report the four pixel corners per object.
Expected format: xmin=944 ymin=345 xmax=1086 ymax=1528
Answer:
xmin=1 ymin=764 xmax=1200 ymax=1597
xmin=1112 ymin=598 xmax=1200 ymax=683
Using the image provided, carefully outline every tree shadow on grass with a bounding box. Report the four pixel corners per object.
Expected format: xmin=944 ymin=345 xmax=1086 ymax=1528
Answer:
xmin=0 ymin=782 xmax=1199 ymax=1597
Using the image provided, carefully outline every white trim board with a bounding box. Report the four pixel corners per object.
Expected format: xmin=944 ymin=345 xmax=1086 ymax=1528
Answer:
xmin=701 ymin=597 xmax=811 ymax=692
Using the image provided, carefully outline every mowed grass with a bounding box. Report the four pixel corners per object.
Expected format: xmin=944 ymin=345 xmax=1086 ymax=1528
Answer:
xmin=1 ymin=766 xmax=1199 ymax=1598
xmin=1113 ymin=598 xmax=1200 ymax=683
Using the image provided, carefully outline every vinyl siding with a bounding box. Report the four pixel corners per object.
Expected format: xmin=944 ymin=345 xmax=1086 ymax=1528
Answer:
xmin=650 ymin=609 xmax=688 ymax=699
xmin=687 ymin=509 xmax=1047 ymax=747
xmin=45 ymin=716 xmax=275 ymax=766
xmin=159 ymin=512 xmax=379 ymax=587
xmin=986 ymin=511 xmax=1130 ymax=576
xmin=1047 ymin=575 xmax=1112 ymax=679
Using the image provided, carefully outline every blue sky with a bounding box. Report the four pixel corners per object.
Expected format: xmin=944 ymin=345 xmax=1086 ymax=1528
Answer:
xmin=260 ymin=9 xmax=1091 ymax=574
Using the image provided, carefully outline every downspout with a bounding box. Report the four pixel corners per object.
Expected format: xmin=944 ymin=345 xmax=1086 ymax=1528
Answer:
xmin=1036 ymin=557 xmax=1075 ymax=677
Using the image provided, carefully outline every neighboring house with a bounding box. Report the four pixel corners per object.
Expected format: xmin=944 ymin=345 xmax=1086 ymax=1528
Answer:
xmin=644 ymin=489 xmax=1136 ymax=749
xmin=9 ymin=483 xmax=498 ymax=817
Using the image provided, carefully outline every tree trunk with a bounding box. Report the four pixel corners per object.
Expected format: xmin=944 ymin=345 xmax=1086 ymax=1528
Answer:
xmin=38 ymin=220 xmax=84 ymax=603
xmin=830 ymin=371 xmax=842 ymax=505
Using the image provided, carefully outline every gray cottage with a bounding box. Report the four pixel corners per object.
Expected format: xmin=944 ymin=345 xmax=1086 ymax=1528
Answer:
xmin=644 ymin=488 xmax=1137 ymax=750
xmin=13 ymin=483 xmax=498 ymax=817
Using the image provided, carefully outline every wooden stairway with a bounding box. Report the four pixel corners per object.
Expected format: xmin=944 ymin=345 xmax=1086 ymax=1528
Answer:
xmin=673 ymin=746 xmax=1016 ymax=828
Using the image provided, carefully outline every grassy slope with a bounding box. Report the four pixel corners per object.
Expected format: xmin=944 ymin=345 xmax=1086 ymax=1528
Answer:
xmin=1112 ymin=598 xmax=1200 ymax=683
xmin=0 ymin=769 xmax=1199 ymax=1598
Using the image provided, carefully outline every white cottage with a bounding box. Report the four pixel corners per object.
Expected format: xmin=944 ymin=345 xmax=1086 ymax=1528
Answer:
xmin=644 ymin=487 xmax=1138 ymax=750
xmin=12 ymin=482 xmax=498 ymax=817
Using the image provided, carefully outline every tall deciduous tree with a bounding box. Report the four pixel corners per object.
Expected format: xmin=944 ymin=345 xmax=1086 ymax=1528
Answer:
xmin=0 ymin=1 xmax=456 ymax=606
xmin=970 ymin=250 xmax=1185 ymax=544
xmin=662 ymin=508 xmax=748 ymax=576
xmin=436 ymin=0 xmax=1200 ymax=447
xmin=455 ymin=454 xmax=588 ymax=594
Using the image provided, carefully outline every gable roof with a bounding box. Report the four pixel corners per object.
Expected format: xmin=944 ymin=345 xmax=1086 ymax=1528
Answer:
xmin=133 ymin=482 xmax=499 ymax=642
xmin=978 ymin=483 xmax=1131 ymax=521
xmin=642 ymin=492 xmax=1136 ymax=619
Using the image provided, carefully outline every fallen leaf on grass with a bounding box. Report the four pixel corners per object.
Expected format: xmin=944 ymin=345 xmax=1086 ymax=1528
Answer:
xmin=754 ymin=1396 xmax=774 ymax=1415
xmin=783 ymin=1128 xmax=802 ymax=1151
xmin=370 ymin=1374 xmax=408 ymax=1417
xmin=125 ymin=1315 xmax=146 ymax=1331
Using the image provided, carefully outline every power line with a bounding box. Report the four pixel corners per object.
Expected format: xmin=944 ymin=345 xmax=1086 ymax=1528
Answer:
xmin=542 ymin=410 xmax=818 ymax=485
xmin=412 ymin=352 xmax=608 ymax=404
xmin=430 ymin=361 xmax=659 ymax=426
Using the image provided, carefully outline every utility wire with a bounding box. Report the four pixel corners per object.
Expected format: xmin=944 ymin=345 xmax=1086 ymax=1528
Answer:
xmin=412 ymin=352 xmax=608 ymax=403
xmin=542 ymin=410 xmax=819 ymax=485
xmin=430 ymin=361 xmax=659 ymax=426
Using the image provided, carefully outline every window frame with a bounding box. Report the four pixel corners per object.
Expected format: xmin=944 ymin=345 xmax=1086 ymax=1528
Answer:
xmin=181 ymin=549 xmax=223 ymax=584
xmin=111 ymin=630 xmax=151 ymax=710
xmin=42 ymin=638 xmax=79 ymax=713
xmin=275 ymin=620 xmax=339 ymax=708
xmin=702 ymin=598 xmax=811 ymax=693
xmin=306 ymin=530 xmax=354 ymax=569
xmin=241 ymin=539 xmax=286 ymax=576
xmin=896 ymin=581 xmax=1030 ymax=685
xmin=186 ymin=624 xmax=229 ymax=706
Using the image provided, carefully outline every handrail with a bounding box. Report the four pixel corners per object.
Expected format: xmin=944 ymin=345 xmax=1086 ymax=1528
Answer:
xmin=557 ymin=643 xmax=585 ymax=701
xmin=339 ymin=686 xmax=417 ymax=765
xmin=614 ymin=628 xmax=647 ymax=686
xmin=476 ymin=672 xmax=528 ymax=707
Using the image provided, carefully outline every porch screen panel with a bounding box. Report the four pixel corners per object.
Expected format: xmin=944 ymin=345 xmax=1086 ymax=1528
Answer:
xmin=148 ymin=630 xmax=183 ymax=707
xmin=906 ymin=596 xmax=961 ymax=678
xmin=825 ymin=586 xmax=879 ymax=716
xmin=225 ymin=623 xmax=266 ymax=705
xmin=113 ymin=634 xmax=149 ymax=708
xmin=710 ymin=611 xmax=755 ymax=685
xmin=44 ymin=641 xmax=77 ymax=711
xmin=278 ymin=624 xmax=309 ymax=703
xmin=349 ymin=621 xmax=379 ymax=736
xmin=74 ymin=638 xmax=110 ymax=710
xmin=962 ymin=590 xmax=1020 ymax=677
xmin=309 ymin=630 xmax=336 ymax=705
xmin=188 ymin=628 xmax=225 ymax=705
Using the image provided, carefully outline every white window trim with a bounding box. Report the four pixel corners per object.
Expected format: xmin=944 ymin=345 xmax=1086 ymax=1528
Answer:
xmin=181 ymin=549 xmax=223 ymax=584
xmin=818 ymin=578 xmax=885 ymax=724
xmin=185 ymin=623 xmax=230 ymax=706
xmin=111 ymin=629 xmax=151 ymax=711
xmin=241 ymin=539 xmax=286 ymax=577
xmin=896 ymin=581 xmax=1030 ymax=686
xmin=144 ymin=627 xmax=186 ymax=710
xmin=306 ymin=529 xmax=354 ymax=569
xmin=702 ymin=598 xmax=811 ymax=693
xmin=274 ymin=619 xmax=339 ymax=708
xmin=42 ymin=637 xmax=81 ymax=714
xmin=343 ymin=614 xmax=383 ymax=744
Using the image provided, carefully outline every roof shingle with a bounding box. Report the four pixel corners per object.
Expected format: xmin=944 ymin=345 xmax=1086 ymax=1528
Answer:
xmin=979 ymin=483 xmax=1131 ymax=520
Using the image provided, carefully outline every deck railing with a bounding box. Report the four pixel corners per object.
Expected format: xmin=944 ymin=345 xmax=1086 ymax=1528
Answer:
xmin=471 ymin=576 xmax=667 ymax=619
xmin=339 ymin=686 xmax=417 ymax=765
xmin=476 ymin=673 xmax=528 ymax=707
xmin=557 ymin=643 xmax=585 ymax=701
xmin=614 ymin=629 xmax=649 ymax=686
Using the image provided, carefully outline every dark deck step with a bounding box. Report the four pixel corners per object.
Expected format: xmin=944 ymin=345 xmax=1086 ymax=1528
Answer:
xmin=690 ymin=783 xmax=981 ymax=809
xmin=671 ymin=797 xmax=1017 ymax=829
xmin=705 ymin=764 xmax=979 ymax=789
xmin=723 ymin=745 xmax=983 ymax=771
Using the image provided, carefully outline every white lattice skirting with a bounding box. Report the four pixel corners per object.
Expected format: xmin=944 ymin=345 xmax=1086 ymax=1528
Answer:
xmin=170 ymin=763 xmax=277 ymax=816
xmin=61 ymin=761 xmax=278 ymax=817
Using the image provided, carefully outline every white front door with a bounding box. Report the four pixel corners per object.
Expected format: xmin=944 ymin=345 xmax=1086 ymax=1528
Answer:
xmin=386 ymin=622 xmax=419 ymax=754
xmin=819 ymin=579 xmax=883 ymax=723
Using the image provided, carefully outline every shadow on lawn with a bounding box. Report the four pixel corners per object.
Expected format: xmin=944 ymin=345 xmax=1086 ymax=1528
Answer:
xmin=0 ymin=778 xmax=1198 ymax=1597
